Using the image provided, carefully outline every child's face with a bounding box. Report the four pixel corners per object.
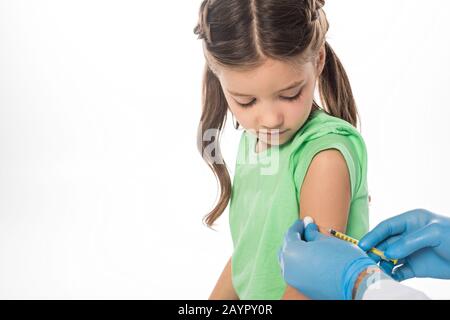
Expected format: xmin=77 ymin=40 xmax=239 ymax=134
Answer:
xmin=217 ymin=52 xmax=324 ymax=147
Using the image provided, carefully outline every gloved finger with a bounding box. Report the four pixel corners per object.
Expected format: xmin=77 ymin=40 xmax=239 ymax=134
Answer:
xmin=384 ymin=224 xmax=441 ymax=260
xmin=362 ymin=235 xmax=401 ymax=263
xmin=374 ymin=235 xmax=401 ymax=251
xmin=304 ymin=223 xmax=327 ymax=242
xmin=359 ymin=215 xmax=410 ymax=251
xmin=392 ymin=263 xmax=415 ymax=282
xmin=284 ymin=219 xmax=304 ymax=243
xmin=379 ymin=260 xmax=395 ymax=276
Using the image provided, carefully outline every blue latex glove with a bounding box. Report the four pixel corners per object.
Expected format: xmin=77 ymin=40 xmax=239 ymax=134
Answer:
xmin=278 ymin=219 xmax=376 ymax=300
xmin=359 ymin=209 xmax=450 ymax=281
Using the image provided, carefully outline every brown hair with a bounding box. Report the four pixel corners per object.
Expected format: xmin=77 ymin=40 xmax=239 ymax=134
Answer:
xmin=194 ymin=0 xmax=359 ymax=228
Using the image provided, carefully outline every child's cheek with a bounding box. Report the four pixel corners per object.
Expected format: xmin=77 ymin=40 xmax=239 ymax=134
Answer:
xmin=227 ymin=101 xmax=254 ymax=130
xmin=286 ymin=97 xmax=313 ymax=129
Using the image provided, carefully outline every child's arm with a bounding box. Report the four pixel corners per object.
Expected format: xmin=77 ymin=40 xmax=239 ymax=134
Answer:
xmin=209 ymin=256 xmax=240 ymax=300
xmin=281 ymin=149 xmax=351 ymax=300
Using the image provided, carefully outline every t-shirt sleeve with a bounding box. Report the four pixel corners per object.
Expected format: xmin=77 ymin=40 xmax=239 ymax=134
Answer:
xmin=292 ymin=132 xmax=367 ymax=200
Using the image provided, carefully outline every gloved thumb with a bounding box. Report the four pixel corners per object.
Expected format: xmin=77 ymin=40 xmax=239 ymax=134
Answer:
xmin=304 ymin=223 xmax=326 ymax=242
xmin=284 ymin=219 xmax=304 ymax=243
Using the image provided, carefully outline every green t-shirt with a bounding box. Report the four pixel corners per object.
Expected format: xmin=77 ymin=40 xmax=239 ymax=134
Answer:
xmin=229 ymin=108 xmax=369 ymax=300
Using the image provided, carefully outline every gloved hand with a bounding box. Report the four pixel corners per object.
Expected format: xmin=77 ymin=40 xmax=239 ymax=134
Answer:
xmin=278 ymin=219 xmax=377 ymax=300
xmin=359 ymin=209 xmax=450 ymax=281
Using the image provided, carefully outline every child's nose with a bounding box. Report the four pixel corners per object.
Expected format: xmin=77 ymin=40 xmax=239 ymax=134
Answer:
xmin=259 ymin=109 xmax=283 ymax=130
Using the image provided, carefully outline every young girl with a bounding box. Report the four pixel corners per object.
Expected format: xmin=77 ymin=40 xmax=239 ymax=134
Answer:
xmin=194 ymin=0 xmax=369 ymax=300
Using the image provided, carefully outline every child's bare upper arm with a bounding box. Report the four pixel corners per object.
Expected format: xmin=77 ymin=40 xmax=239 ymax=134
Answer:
xmin=282 ymin=149 xmax=351 ymax=299
xmin=299 ymin=148 xmax=351 ymax=235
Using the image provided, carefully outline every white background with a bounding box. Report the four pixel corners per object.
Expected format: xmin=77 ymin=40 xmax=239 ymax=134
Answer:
xmin=0 ymin=0 xmax=449 ymax=299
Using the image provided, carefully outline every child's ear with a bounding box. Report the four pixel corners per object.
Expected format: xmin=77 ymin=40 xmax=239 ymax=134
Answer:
xmin=315 ymin=44 xmax=326 ymax=77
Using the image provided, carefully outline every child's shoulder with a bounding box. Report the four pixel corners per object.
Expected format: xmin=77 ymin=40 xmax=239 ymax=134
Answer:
xmin=288 ymin=109 xmax=368 ymax=199
xmin=289 ymin=109 xmax=366 ymax=157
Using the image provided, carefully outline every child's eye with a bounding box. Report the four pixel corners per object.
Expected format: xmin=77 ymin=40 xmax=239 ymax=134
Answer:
xmin=237 ymin=90 xmax=302 ymax=108
xmin=281 ymin=90 xmax=302 ymax=102
xmin=237 ymin=99 xmax=257 ymax=108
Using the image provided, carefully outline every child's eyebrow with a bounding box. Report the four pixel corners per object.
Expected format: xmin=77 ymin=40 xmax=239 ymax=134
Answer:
xmin=228 ymin=80 xmax=305 ymax=97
